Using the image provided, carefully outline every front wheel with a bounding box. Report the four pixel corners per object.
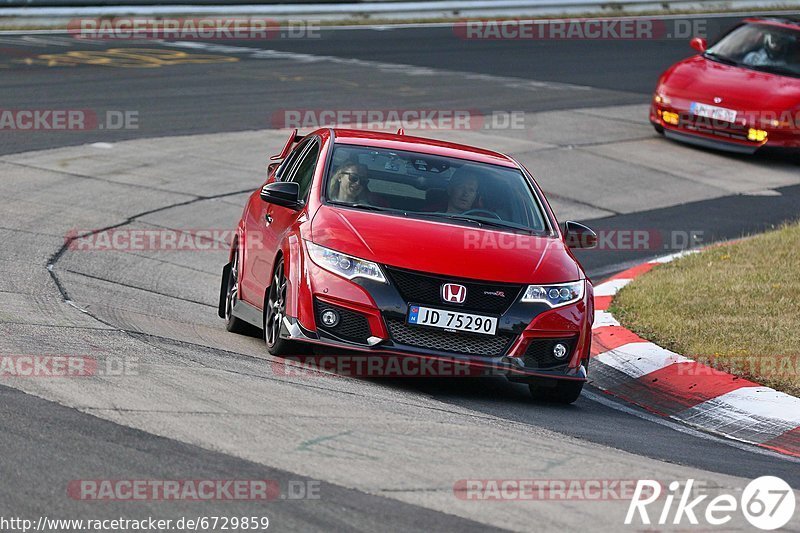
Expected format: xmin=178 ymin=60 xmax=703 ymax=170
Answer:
xmin=529 ymin=380 xmax=584 ymax=404
xmin=264 ymin=258 xmax=296 ymax=355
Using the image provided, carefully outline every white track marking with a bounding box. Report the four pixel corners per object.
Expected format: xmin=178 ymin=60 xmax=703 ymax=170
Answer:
xmin=651 ymin=249 xmax=699 ymax=263
xmin=686 ymin=387 xmax=800 ymax=427
xmin=592 ymin=310 xmax=620 ymax=329
xmin=593 ymin=277 xmax=632 ymax=297
xmin=582 ymin=389 xmax=800 ymax=463
xmin=594 ymin=342 xmax=690 ymax=378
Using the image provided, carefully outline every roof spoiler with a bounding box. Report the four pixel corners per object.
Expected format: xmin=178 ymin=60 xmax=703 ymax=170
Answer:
xmin=270 ymin=129 xmax=305 ymax=161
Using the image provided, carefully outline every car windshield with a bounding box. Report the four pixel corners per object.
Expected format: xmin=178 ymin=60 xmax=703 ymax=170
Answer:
xmin=705 ymin=22 xmax=800 ymax=77
xmin=324 ymin=144 xmax=550 ymax=234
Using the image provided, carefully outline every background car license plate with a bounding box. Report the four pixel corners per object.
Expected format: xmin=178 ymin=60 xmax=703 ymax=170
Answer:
xmin=408 ymin=305 xmax=497 ymax=335
xmin=690 ymin=102 xmax=737 ymax=123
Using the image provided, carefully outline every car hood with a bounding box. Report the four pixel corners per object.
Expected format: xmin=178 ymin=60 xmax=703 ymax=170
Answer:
xmin=310 ymin=205 xmax=582 ymax=284
xmin=661 ymin=55 xmax=800 ymax=111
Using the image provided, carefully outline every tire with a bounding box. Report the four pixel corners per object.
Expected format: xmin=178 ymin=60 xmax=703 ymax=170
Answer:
xmin=223 ymin=249 xmax=256 ymax=335
xmin=653 ymin=123 xmax=665 ymax=136
xmin=264 ymin=258 xmax=296 ymax=355
xmin=529 ymin=380 xmax=584 ymax=404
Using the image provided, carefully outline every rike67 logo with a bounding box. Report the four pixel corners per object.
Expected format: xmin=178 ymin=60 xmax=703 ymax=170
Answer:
xmin=626 ymin=477 xmax=796 ymax=530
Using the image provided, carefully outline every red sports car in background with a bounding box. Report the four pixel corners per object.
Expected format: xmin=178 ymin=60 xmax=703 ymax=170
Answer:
xmin=219 ymin=128 xmax=597 ymax=403
xmin=650 ymin=17 xmax=800 ymax=155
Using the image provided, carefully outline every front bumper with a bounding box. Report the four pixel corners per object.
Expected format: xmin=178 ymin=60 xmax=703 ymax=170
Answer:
xmin=280 ymin=316 xmax=588 ymax=381
xmin=650 ymin=100 xmax=800 ymax=154
xmin=282 ymin=259 xmax=591 ymax=382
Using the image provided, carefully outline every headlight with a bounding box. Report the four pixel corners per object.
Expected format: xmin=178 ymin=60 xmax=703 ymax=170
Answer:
xmin=521 ymin=281 xmax=584 ymax=307
xmin=654 ymin=85 xmax=671 ymax=105
xmin=305 ymin=241 xmax=386 ymax=283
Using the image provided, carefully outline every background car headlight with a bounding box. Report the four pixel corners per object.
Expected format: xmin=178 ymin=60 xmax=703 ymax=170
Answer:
xmin=521 ymin=281 xmax=584 ymax=307
xmin=306 ymin=241 xmax=386 ymax=283
xmin=654 ymin=84 xmax=671 ymax=105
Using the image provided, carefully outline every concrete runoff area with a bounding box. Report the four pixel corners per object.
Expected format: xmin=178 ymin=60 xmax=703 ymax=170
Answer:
xmin=1 ymin=107 xmax=799 ymax=530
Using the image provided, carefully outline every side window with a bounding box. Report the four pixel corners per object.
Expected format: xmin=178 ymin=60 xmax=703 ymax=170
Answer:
xmin=286 ymin=141 xmax=320 ymax=201
xmin=275 ymin=139 xmax=310 ymax=180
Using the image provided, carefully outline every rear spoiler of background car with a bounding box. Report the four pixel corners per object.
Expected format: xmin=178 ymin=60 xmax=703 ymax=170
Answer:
xmin=270 ymin=129 xmax=305 ymax=161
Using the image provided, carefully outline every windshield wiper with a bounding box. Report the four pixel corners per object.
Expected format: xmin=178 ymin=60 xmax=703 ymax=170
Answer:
xmin=703 ymin=52 xmax=739 ymax=66
xmin=330 ymin=205 xmax=536 ymax=232
xmin=435 ymin=214 xmax=533 ymax=233
xmin=748 ymin=64 xmax=799 ymax=78
xmin=329 ymin=202 xmax=397 ymax=213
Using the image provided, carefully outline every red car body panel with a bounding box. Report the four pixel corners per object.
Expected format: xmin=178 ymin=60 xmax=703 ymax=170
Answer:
xmin=223 ymin=128 xmax=593 ymax=383
xmin=650 ymin=19 xmax=800 ymax=153
xmin=332 ymin=129 xmax=519 ymax=168
xmin=310 ymin=206 xmax=582 ymax=283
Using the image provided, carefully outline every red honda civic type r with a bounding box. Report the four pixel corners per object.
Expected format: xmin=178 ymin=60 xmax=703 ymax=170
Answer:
xmin=219 ymin=128 xmax=597 ymax=403
xmin=650 ymin=17 xmax=800 ymax=155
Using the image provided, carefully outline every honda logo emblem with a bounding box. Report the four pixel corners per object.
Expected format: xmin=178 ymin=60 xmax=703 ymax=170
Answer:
xmin=713 ymin=97 xmax=723 ymax=104
xmin=441 ymin=283 xmax=467 ymax=304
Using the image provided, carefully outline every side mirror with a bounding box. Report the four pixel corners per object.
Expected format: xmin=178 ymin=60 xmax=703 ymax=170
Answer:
xmin=564 ymin=221 xmax=597 ymax=249
xmin=690 ymin=37 xmax=707 ymax=53
xmin=261 ymin=181 xmax=302 ymax=210
xmin=267 ymin=162 xmax=279 ymax=175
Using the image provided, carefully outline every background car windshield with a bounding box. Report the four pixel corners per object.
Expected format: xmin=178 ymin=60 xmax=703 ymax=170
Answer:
xmin=324 ymin=144 xmax=549 ymax=233
xmin=706 ymin=23 xmax=800 ymax=76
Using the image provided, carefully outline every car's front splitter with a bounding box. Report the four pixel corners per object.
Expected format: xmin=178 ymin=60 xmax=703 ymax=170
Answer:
xmin=279 ymin=316 xmax=587 ymax=382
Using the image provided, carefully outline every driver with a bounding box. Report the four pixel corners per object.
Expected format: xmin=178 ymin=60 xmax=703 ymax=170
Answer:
xmin=446 ymin=167 xmax=480 ymax=214
xmin=743 ymin=31 xmax=793 ymax=67
xmin=329 ymin=163 xmax=370 ymax=203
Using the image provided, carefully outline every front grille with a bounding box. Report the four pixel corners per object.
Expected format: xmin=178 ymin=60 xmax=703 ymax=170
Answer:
xmin=385 ymin=267 xmax=522 ymax=314
xmin=523 ymin=338 xmax=575 ymax=369
xmin=682 ymin=118 xmax=752 ymax=142
xmin=314 ymin=300 xmax=371 ymax=344
xmin=386 ymin=319 xmax=513 ymax=357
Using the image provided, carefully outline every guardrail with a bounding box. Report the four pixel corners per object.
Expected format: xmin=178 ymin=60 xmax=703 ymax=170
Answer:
xmin=0 ymin=0 xmax=792 ymax=18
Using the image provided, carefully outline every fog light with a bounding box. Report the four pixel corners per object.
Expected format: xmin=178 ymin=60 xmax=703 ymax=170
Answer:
xmin=747 ymin=128 xmax=768 ymax=142
xmin=662 ymin=111 xmax=679 ymax=126
xmin=321 ymin=309 xmax=339 ymax=327
xmin=553 ymin=343 xmax=568 ymax=360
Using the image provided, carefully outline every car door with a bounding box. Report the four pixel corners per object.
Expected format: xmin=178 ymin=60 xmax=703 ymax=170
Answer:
xmin=240 ymin=138 xmax=309 ymax=307
xmin=246 ymin=137 xmax=321 ymax=308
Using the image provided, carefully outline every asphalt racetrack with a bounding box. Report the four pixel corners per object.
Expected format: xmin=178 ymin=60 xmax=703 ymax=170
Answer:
xmin=0 ymin=13 xmax=799 ymax=531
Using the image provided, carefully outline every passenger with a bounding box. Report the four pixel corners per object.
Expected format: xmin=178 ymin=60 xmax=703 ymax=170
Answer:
xmin=446 ymin=167 xmax=481 ymax=214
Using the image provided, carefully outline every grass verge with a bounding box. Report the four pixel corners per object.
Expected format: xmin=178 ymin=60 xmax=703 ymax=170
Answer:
xmin=610 ymin=221 xmax=800 ymax=397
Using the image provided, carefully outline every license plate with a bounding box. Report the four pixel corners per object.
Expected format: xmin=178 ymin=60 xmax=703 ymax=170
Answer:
xmin=690 ymin=102 xmax=737 ymax=123
xmin=407 ymin=305 xmax=497 ymax=336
